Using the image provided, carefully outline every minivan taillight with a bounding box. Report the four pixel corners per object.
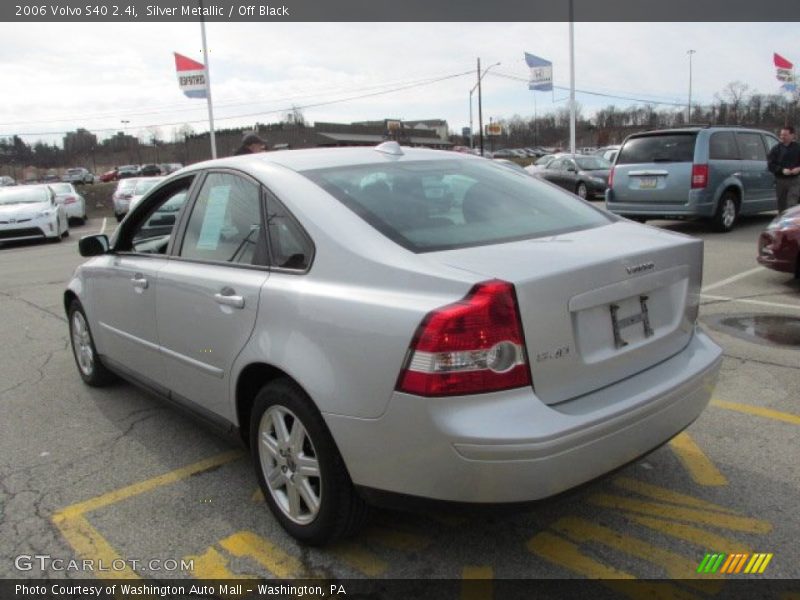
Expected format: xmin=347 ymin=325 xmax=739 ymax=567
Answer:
xmin=396 ymin=280 xmax=531 ymax=397
xmin=607 ymin=166 xmax=615 ymax=189
xmin=691 ymin=164 xmax=708 ymax=189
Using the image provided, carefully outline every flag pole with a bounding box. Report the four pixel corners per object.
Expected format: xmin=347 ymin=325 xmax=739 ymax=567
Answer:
xmin=568 ymin=0 xmax=576 ymax=155
xmin=199 ymin=0 xmax=217 ymax=159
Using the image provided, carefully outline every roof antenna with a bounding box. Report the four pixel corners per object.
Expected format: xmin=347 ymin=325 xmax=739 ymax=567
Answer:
xmin=374 ymin=141 xmax=404 ymax=156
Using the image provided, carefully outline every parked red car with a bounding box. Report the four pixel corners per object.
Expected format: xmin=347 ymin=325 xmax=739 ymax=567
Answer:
xmin=99 ymin=168 xmax=119 ymax=183
xmin=757 ymin=206 xmax=800 ymax=277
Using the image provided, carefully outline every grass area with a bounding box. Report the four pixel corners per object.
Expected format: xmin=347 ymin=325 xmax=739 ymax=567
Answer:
xmin=77 ymin=181 xmax=116 ymax=218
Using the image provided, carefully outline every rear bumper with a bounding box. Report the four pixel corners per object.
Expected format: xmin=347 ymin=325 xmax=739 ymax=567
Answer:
xmin=326 ymin=328 xmax=722 ymax=503
xmin=605 ymin=189 xmax=715 ymax=218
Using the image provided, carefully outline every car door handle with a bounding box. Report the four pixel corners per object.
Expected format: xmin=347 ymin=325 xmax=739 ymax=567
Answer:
xmin=131 ymin=275 xmax=148 ymax=289
xmin=214 ymin=291 xmax=245 ymax=309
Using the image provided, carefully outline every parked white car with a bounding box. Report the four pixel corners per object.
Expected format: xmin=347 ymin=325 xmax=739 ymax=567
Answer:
xmin=62 ymin=168 xmax=94 ymax=185
xmin=128 ymin=177 xmax=165 ymax=212
xmin=48 ymin=182 xmax=87 ymax=224
xmin=0 ymin=185 xmax=68 ymax=244
xmin=112 ymin=178 xmax=139 ymax=222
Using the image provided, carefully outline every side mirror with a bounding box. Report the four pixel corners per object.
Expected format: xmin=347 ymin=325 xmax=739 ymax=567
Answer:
xmin=79 ymin=234 xmax=110 ymax=257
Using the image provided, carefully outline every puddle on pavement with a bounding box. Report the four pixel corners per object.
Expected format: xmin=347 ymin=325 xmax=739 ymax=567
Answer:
xmin=703 ymin=314 xmax=800 ymax=348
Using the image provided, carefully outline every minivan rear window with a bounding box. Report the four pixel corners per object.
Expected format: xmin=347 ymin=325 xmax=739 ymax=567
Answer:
xmin=302 ymin=159 xmax=611 ymax=253
xmin=617 ymin=133 xmax=697 ymax=164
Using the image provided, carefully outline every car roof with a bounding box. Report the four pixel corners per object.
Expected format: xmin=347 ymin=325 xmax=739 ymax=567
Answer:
xmin=183 ymin=145 xmax=480 ymax=175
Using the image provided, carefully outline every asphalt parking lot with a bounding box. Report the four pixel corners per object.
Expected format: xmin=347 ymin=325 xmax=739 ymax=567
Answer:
xmin=0 ymin=213 xmax=797 ymax=594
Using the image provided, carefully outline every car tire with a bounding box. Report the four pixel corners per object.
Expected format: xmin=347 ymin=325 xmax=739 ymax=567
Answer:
xmin=68 ymin=300 xmax=117 ymax=387
xmin=250 ymin=378 xmax=368 ymax=546
xmin=576 ymin=182 xmax=589 ymax=199
xmin=712 ymin=192 xmax=739 ymax=233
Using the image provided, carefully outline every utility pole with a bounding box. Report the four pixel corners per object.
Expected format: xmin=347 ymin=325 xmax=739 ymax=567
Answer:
xmin=478 ymin=58 xmax=484 ymax=157
xmin=687 ymin=50 xmax=696 ymax=123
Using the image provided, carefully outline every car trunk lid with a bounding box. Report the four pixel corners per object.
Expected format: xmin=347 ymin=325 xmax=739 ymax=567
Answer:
xmin=428 ymin=221 xmax=702 ymax=405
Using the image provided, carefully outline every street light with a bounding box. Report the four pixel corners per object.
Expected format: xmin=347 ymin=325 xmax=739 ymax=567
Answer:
xmin=469 ymin=59 xmax=500 ymax=153
xmin=687 ymin=50 xmax=696 ymax=123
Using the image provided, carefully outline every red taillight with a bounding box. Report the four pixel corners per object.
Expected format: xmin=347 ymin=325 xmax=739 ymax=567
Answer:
xmin=64 ymin=196 xmax=77 ymax=204
xmin=691 ymin=164 xmax=708 ymax=189
xmin=396 ymin=280 xmax=532 ymax=397
xmin=607 ymin=166 xmax=615 ymax=189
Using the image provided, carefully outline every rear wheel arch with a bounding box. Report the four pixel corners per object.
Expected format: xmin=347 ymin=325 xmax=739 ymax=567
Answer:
xmin=236 ymin=363 xmax=314 ymax=447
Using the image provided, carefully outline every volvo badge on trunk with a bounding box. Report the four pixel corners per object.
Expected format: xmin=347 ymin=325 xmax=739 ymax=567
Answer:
xmin=625 ymin=262 xmax=655 ymax=275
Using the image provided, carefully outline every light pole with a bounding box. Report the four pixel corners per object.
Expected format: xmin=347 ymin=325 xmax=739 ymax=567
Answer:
xmin=121 ymin=120 xmax=131 ymax=163
xmin=470 ymin=59 xmax=500 ymax=155
xmin=687 ymin=50 xmax=696 ymax=123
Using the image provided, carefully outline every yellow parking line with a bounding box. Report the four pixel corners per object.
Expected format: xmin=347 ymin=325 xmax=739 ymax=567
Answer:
xmin=552 ymin=517 xmax=704 ymax=580
xmin=613 ymin=477 xmax=737 ymax=514
xmin=528 ymin=531 xmax=635 ymax=579
xmin=185 ymin=546 xmax=258 ymax=579
xmin=219 ymin=531 xmax=304 ymax=578
xmin=712 ymin=400 xmax=800 ymax=426
xmin=668 ymin=432 xmax=728 ymax=487
xmin=252 ymin=488 xmax=265 ymax=503
xmin=50 ymin=514 xmax=139 ymax=580
xmin=329 ymin=541 xmax=388 ymax=577
xmin=588 ymin=494 xmax=772 ymax=534
xmin=461 ymin=566 xmax=493 ymax=600
xmin=56 ymin=450 xmax=244 ymax=519
xmin=628 ymin=515 xmax=749 ymax=555
xmin=51 ymin=450 xmax=244 ymax=579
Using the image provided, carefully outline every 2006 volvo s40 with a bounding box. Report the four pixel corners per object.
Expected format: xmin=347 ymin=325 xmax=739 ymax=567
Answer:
xmin=66 ymin=142 xmax=723 ymax=545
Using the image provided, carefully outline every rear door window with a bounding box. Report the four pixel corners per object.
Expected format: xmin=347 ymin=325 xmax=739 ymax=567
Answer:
xmin=709 ymin=131 xmax=740 ymax=160
xmin=735 ymin=132 xmax=767 ymax=161
xmin=617 ymin=134 xmax=697 ymax=164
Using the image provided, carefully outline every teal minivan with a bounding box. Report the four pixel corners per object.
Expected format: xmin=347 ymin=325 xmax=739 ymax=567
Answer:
xmin=605 ymin=126 xmax=779 ymax=232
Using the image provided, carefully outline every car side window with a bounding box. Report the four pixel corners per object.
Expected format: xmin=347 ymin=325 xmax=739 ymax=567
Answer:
xmin=265 ymin=192 xmax=314 ymax=271
xmin=735 ymin=132 xmax=767 ymax=161
xmin=763 ymin=135 xmax=779 ymax=153
xmin=550 ymin=158 xmax=564 ymax=171
xmin=709 ymin=131 xmax=739 ymax=160
xmin=126 ymin=179 xmax=193 ymax=254
xmin=179 ymin=172 xmax=266 ymax=266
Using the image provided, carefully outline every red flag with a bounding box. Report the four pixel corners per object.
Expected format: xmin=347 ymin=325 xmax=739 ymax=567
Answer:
xmin=174 ymin=52 xmax=205 ymax=71
xmin=774 ymin=53 xmax=793 ymax=69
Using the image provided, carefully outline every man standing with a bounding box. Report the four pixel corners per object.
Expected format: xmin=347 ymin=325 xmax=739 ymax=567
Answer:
xmin=233 ymin=133 xmax=268 ymax=156
xmin=767 ymin=126 xmax=800 ymax=212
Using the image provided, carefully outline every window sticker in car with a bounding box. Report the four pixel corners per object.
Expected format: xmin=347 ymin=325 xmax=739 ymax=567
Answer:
xmin=196 ymin=185 xmax=231 ymax=250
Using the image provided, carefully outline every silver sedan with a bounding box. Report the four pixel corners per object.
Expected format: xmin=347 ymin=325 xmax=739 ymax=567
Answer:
xmin=65 ymin=142 xmax=722 ymax=545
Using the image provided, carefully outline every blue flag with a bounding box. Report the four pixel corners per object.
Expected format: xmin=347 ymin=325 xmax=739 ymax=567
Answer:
xmin=525 ymin=52 xmax=553 ymax=92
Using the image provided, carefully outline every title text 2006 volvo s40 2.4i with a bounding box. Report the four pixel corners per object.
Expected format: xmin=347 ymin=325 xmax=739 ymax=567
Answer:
xmin=65 ymin=142 xmax=722 ymax=545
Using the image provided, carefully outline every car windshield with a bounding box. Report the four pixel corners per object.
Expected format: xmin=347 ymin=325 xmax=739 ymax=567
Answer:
xmin=119 ymin=179 xmax=138 ymax=190
xmin=134 ymin=179 xmax=162 ymax=195
xmin=67 ymin=169 xmax=83 ymax=174
xmin=617 ymin=133 xmax=698 ymax=164
xmin=0 ymin=188 xmax=48 ymax=205
xmin=535 ymin=155 xmax=554 ymax=166
xmin=50 ymin=183 xmax=72 ymax=193
xmin=302 ymin=159 xmax=611 ymax=253
xmin=575 ymin=156 xmax=611 ymax=170
xmin=119 ymin=165 xmax=137 ymax=171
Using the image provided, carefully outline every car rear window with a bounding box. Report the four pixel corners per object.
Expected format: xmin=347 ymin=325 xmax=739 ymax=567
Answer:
xmin=301 ymin=159 xmax=611 ymax=253
xmin=617 ymin=133 xmax=697 ymax=164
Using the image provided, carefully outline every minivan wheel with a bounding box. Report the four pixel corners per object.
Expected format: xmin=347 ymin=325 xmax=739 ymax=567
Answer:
xmin=576 ymin=182 xmax=589 ymax=199
xmin=68 ymin=300 xmax=117 ymax=386
xmin=250 ymin=379 xmax=368 ymax=545
xmin=712 ymin=192 xmax=738 ymax=232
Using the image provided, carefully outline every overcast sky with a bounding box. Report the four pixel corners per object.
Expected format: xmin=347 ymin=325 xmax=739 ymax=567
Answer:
xmin=0 ymin=22 xmax=796 ymax=145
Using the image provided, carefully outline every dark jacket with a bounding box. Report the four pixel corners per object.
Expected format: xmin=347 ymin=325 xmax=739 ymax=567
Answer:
xmin=767 ymin=141 xmax=800 ymax=178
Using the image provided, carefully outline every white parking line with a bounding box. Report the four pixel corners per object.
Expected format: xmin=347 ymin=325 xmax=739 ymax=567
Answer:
xmin=701 ymin=293 xmax=800 ymax=312
xmin=701 ymin=266 xmax=764 ymax=292
xmin=99 ymin=217 xmax=107 ymax=235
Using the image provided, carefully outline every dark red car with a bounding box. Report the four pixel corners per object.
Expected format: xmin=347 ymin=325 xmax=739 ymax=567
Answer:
xmin=99 ymin=168 xmax=119 ymax=183
xmin=757 ymin=205 xmax=800 ymax=277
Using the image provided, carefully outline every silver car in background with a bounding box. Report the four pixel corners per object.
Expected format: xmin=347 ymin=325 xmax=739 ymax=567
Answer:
xmin=66 ymin=143 xmax=722 ymax=545
xmin=128 ymin=176 xmax=165 ymax=213
xmin=111 ymin=177 xmax=139 ymax=221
